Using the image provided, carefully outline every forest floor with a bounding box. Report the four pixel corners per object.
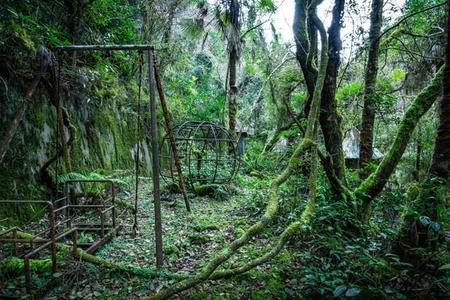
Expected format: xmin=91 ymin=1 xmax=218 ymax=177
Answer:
xmin=2 ymin=172 xmax=449 ymax=299
xmin=42 ymin=175 xmax=299 ymax=299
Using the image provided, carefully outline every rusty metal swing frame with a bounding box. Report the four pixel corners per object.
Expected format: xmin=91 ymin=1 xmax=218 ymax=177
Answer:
xmin=53 ymin=44 xmax=165 ymax=267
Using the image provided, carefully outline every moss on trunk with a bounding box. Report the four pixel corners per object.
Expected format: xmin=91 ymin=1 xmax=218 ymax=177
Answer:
xmin=355 ymin=67 xmax=444 ymax=217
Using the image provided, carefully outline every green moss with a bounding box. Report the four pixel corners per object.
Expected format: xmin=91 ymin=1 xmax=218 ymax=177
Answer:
xmin=0 ymin=252 xmax=68 ymax=277
xmin=193 ymin=216 xmax=220 ymax=232
xmin=189 ymin=232 xmax=211 ymax=245
xmin=355 ymin=67 xmax=444 ymax=217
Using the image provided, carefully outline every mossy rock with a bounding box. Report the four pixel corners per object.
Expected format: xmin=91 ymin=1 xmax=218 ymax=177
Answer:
xmin=193 ymin=222 xmax=219 ymax=232
xmin=188 ymin=233 xmax=211 ymax=245
xmin=193 ymin=183 xmax=228 ymax=200
xmin=164 ymin=244 xmax=180 ymax=256
xmin=163 ymin=183 xmax=181 ymax=194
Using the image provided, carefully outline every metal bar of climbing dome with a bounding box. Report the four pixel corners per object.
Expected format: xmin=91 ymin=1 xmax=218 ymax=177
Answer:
xmin=53 ymin=44 xmax=154 ymax=52
xmin=148 ymin=49 xmax=164 ymax=268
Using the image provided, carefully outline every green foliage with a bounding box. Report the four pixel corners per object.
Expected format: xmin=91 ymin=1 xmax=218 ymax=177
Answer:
xmin=336 ymin=81 xmax=363 ymax=102
xmin=164 ymin=64 xmax=225 ymax=122
xmin=88 ymin=0 xmax=137 ymax=43
xmin=0 ymin=0 xmax=449 ymax=298
xmin=390 ymin=69 xmax=406 ymax=82
xmin=257 ymin=0 xmax=276 ymax=12
xmin=55 ymin=170 xmax=130 ymax=213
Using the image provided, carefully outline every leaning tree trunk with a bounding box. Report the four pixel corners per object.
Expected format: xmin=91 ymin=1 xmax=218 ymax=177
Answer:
xmin=0 ymin=48 xmax=50 ymax=163
xmin=359 ymin=0 xmax=383 ymax=172
xmin=395 ymin=1 xmax=450 ymax=253
xmin=319 ymin=0 xmax=347 ymax=187
xmin=355 ymin=67 xmax=444 ymax=218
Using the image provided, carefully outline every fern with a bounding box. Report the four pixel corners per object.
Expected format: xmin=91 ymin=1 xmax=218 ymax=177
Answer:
xmin=57 ymin=172 xmax=88 ymax=184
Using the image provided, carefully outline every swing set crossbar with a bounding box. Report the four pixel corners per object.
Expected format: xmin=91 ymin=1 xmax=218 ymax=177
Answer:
xmin=53 ymin=44 xmax=154 ymax=51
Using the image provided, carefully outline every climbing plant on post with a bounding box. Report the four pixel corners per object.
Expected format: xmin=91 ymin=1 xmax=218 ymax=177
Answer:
xmin=148 ymin=48 xmax=164 ymax=268
xmin=226 ymin=0 xmax=241 ymax=137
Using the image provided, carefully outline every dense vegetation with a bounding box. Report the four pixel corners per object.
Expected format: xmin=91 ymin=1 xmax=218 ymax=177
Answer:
xmin=0 ymin=0 xmax=449 ymax=298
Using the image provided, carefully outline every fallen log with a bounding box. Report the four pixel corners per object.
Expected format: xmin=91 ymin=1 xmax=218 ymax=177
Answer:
xmin=8 ymin=231 xmax=182 ymax=280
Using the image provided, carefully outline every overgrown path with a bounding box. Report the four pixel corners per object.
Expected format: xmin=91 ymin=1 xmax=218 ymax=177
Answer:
xmin=44 ymin=175 xmax=295 ymax=299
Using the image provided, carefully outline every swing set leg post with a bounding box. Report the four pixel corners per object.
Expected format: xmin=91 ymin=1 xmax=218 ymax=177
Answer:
xmin=153 ymin=60 xmax=191 ymax=213
xmin=149 ymin=49 xmax=164 ymax=269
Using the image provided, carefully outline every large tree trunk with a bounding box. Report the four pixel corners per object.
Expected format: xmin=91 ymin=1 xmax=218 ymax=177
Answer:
xmin=295 ymin=0 xmax=347 ymax=190
xmin=430 ymin=0 xmax=450 ymax=180
xmin=359 ymin=0 xmax=383 ymax=171
xmin=319 ymin=0 xmax=347 ymax=186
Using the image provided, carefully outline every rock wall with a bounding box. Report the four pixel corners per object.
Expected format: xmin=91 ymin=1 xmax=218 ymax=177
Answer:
xmin=0 ymin=69 xmax=152 ymax=200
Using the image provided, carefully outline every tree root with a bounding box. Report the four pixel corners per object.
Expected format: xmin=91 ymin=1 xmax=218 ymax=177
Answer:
xmin=209 ymin=221 xmax=301 ymax=281
xmin=204 ymin=173 xmax=318 ymax=282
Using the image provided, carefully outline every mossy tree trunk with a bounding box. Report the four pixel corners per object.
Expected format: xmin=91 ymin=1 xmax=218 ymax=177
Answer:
xmin=355 ymin=67 xmax=444 ymax=217
xmin=319 ymin=0 xmax=347 ymax=188
xmin=359 ymin=0 xmax=383 ymax=173
xmin=413 ymin=124 xmax=422 ymax=180
xmin=294 ymin=0 xmax=347 ymax=193
xmin=227 ymin=0 xmax=240 ymax=137
xmin=3 ymin=231 xmax=180 ymax=280
xmin=293 ymin=0 xmax=317 ymax=116
xmin=228 ymin=48 xmax=238 ymax=137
